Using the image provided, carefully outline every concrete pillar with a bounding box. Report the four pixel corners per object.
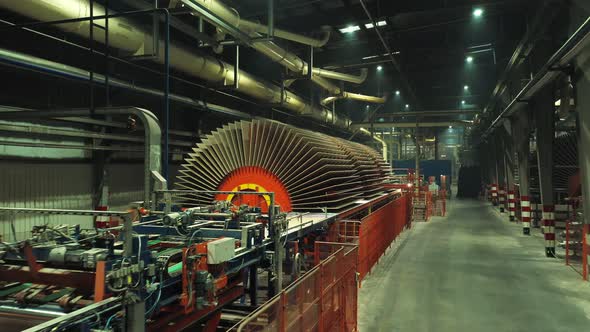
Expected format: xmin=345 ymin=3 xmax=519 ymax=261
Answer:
xmin=434 ymin=130 xmax=439 ymax=160
xmin=534 ymin=86 xmax=556 ymax=257
xmin=500 ymin=123 xmax=516 ymax=220
xmin=574 ymin=22 xmax=590 ymax=224
xmin=513 ymin=110 xmax=531 ymax=232
xmin=495 ymin=134 xmax=507 ymax=212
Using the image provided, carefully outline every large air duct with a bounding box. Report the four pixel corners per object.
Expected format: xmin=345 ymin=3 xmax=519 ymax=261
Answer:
xmin=182 ymin=0 xmax=382 ymax=95
xmin=0 ymin=0 xmax=349 ymax=127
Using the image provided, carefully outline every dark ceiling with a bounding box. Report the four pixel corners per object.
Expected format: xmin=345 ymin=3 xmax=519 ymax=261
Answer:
xmin=225 ymin=0 xmax=535 ymax=121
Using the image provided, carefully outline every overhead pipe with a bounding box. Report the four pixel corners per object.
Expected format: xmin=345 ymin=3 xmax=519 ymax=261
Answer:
xmin=321 ymin=92 xmax=386 ymax=106
xmin=182 ymin=0 xmax=375 ymax=87
xmin=0 ymin=0 xmax=349 ymax=127
xmin=314 ymin=67 xmax=368 ymax=85
xmin=0 ymin=47 xmax=251 ymax=119
xmin=227 ymin=16 xmax=332 ymax=48
xmin=0 ymin=47 xmax=348 ymax=132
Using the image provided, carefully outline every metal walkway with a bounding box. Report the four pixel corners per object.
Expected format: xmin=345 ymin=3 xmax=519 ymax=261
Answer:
xmin=358 ymin=199 xmax=590 ymax=332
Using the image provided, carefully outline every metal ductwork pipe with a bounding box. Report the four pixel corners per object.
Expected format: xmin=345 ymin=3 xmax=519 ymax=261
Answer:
xmin=359 ymin=128 xmax=388 ymax=162
xmin=229 ymin=17 xmax=331 ymax=48
xmin=0 ymin=0 xmax=351 ymax=128
xmin=321 ymin=92 xmax=386 ymax=106
xmin=182 ymin=0 xmax=374 ymax=87
xmin=314 ymin=68 xmax=368 ymax=85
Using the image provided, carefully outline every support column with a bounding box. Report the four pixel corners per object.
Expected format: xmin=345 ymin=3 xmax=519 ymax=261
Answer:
xmin=513 ymin=110 xmax=532 ymax=234
xmin=434 ymin=131 xmax=439 ymax=160
xmin=495 ymin=134 xmax=507 ymax=212
xmin=575 ymin=37 xmax=590 ymax=224
xmin=534 ymin=86 xmax=556 ymax=257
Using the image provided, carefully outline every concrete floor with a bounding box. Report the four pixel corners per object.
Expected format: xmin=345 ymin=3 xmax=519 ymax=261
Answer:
xmin=358 ymin=198 xmax=590 ymax=332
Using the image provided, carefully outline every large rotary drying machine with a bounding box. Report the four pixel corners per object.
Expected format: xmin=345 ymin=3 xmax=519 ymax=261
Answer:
xmin=175 ymin=119 xmax=393 ymax=213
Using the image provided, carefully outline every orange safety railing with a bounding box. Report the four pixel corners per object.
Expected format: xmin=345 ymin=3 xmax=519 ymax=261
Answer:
xmin=330 ymin=195 xmax=411 ymax=280
xmin=566 ymin=221 xmax=589 ymax=281
xmin=432 ymin=190 xmax=446 ymax=217
xmin=357 ymin=195 xmax=410 ymax=279
xmin=413 ymin=189 xmax=433 ymax=222
xmin=231 ymin=243 xmax=359 ymax=332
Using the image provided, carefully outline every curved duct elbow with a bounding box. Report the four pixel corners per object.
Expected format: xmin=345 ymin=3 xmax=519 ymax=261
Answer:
xmin=359 ymin=128 xmax=388 ymax=162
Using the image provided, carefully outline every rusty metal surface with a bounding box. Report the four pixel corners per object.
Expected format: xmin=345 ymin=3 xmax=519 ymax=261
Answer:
xmin=176 ymin=120 xmax=392 ymax=212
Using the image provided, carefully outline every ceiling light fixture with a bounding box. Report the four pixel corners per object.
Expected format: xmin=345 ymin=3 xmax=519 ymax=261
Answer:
xmin=466 ymin=56 xmax=474 ymax=63
xmin=377 ymin=65 xmax=383 ymax=71
xmin=339 ymin=25 xmax=361 ymax=33
xmin=395 ymin=90 xmax=400 ymax=95
xmin=405 ymin=104 xmax=409 ymax=109
xmin=365 ymin=20 xmax=387 ymax=29
xmin=464 ymin=85 xmax=469 ymax=90
xmin=473 ymin=8 xmax=484 ymax=18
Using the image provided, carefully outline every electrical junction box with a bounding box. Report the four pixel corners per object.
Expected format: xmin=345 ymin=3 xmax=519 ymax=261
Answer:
xmin=207 ymin=238 xmax=236 ymax=264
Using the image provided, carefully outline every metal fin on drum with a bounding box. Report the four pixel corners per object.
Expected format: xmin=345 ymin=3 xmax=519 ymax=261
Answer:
xmin=175 ymin=120 xmax=392 ymax=212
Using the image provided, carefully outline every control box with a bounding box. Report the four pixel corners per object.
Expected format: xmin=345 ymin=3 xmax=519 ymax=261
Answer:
xmin=207 ymin=238 xmax=236 ymax=264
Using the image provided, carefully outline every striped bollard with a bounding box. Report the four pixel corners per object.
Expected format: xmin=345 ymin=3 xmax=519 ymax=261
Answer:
xmin=521 ymin=196 xmax=531 ymax=235
xmin=543 ymin=205 xmax=556 ymax=257
xmin=498 ymin=187 xmax=506 ymax=212
xmin=491 ymin=184 xmax=498 ymax=206
xmin=508 ymin=191 xmax=516 ymax=221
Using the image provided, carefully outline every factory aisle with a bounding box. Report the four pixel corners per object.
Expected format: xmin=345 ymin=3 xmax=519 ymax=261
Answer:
xmin=358 ymin=199 xmax=590 ymax=332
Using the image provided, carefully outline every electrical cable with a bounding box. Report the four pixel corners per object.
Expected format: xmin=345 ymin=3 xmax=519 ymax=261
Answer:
xmin=104 ymin=312 xmax=117 ymax=330
xmin=188 ymin=230 xmax=201 ymax=245
xmin=145 ymin=270 xmax=164 ymax=317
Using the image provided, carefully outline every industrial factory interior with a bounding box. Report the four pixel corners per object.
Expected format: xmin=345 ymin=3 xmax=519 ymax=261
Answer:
xmin=1 ymin=0 xmax=590 ymax=331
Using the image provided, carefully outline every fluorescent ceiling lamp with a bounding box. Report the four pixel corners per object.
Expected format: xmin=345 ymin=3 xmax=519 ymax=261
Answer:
xmin=554 ymin=98 xmax=575 ymax=106
xmin=339 ymin=25 xmax=361 ymax=33
xmin=365 ymin=20 xmax=387 ymax=29
xmin=362 ymin=51 xmax=400 ymax=60
xmin=473 ymin=8 xmax=484 ymax=17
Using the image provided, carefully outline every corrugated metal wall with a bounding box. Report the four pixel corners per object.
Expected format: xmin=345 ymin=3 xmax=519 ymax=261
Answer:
xmin=0 ymin=162 xmax=94 ymax=241
xmin=0 ymin=161 xmax=180 ymax=241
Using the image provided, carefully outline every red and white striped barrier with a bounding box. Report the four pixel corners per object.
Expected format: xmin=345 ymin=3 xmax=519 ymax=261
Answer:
xmin=521 ymin=196 xmax=531 ymax=235
xmin=490 ymin=184 xmax=498 ymax=206
xmin=542 ymin=205 xmax=556 ymax=257
xmin=498 ymin=187 xmax=506 ymax=213
xmin=508 ymin=190 xmax=516 ymax=221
